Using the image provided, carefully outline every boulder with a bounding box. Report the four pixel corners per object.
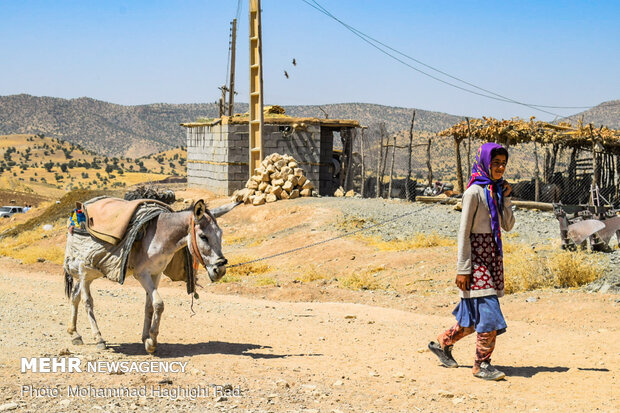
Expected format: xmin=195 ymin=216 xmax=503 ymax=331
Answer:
xmin=282 ymin=181 xmax=294 ymax=192
xmin=252 ymin=194 xmax=266 ymax=206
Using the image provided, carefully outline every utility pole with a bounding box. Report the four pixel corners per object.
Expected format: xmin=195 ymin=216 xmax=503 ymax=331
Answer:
xmin=228 ymin=19 xmax=237 ymax=116
xmin=248 ymin=0 xmax=264 ymax=175
xmin=218 ymin=86 xmax=228 ymax=118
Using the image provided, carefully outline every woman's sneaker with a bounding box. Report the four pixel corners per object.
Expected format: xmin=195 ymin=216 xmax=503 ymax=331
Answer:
xmin=428 ymin=341 xmax=458 ymax=368
xmin=473 ymin=362 xmax=506 ymax=380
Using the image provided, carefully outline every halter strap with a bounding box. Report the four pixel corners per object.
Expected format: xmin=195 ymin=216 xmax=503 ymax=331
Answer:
xmin=189 ymin=214 xmax=208 ymax=270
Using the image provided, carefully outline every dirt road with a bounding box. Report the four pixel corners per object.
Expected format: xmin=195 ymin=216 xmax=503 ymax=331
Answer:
xmin=0 ymin=256 xmax=617 ymax=413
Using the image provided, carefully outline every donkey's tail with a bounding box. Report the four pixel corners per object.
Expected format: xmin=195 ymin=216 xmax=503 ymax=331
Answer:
xmin=64 ymin=271 xmax=74 ymax=299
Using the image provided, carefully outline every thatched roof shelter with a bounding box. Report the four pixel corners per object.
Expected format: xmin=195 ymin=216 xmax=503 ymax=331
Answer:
xmin=439 ymin=117 xmax=620 ymax=154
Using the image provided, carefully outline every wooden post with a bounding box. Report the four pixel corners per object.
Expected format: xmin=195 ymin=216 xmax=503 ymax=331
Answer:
xmin=455 ymin=136 xmax=464 ymax=194
xmin=228 ymin=19 xmax=237 ymax=116
xmin=615 ymin=155 xmax=620 ymax=200
xmin=426 ymin=137 xmax=433 ymax=188
xmin=380 ymin=127 xmax=390 ymax=197
xmin=344 ymin=128 xmax=355 ymax=191
xmin=533 ymin=141 xmax=540 ymax=202
xmin=405 ymin=109 xmax=416 ymax=202
xmin=375 ymin=126 xmax=383 ymax=198
xmin=388 ymin=134 xmax=396 ymax=199
xmin=589 ymin=124 xmax=600 ymax=195
xmin=360 ymin=127 xmax=367 ymax=197
xmin=248 ymin=0 xmax=264 ymax=175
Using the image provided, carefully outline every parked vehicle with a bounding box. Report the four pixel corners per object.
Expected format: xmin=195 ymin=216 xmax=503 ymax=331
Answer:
xmin=0 ymin=206 xmax=24 ymax=218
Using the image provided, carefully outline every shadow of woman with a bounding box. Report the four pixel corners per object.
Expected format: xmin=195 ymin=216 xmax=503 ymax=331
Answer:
xmin=493 ymin=365 xmax=570 ymax=378
xmin=108 ymin=340 xmax=322 ymax=359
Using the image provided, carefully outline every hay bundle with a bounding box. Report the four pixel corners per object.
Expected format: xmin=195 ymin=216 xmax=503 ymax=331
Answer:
xmin=232 ymin=153 xmax=317 ymax=206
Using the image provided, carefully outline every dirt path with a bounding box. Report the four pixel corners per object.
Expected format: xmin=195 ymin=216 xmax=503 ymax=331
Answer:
xmin=0 ymin=258 xmax=617 ymax=413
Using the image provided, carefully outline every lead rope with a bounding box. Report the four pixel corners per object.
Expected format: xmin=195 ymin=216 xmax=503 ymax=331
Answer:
xmin=227 ymin=203 xmax=440 ymax=269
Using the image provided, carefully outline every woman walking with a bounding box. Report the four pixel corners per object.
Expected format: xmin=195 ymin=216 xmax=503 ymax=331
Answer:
xmin=429 ymin=142 xmax=514 ymax=380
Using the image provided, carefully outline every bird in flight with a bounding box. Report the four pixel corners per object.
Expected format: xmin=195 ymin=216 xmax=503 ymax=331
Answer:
xmin=284 ymin=70 xmax=289 ymax=79
xmin=292 ymin=58 xmax=297 ymax=66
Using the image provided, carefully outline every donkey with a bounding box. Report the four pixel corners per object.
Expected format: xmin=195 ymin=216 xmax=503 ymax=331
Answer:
xmin=64 ymin=199 xmax=239 ymax=354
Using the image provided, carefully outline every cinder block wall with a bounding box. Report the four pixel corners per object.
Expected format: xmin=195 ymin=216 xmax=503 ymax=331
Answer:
xmin=186 ymin=125 xmax=230 ymax=195
xmin=187 ymin=122 xmax=326 ymax=196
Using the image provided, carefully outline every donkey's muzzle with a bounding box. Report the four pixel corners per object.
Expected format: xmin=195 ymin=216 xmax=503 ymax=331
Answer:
xmin=207 ymin=257 xmax=228 ymax=282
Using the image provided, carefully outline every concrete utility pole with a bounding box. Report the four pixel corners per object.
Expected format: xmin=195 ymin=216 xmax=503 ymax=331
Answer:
xmin=248 ymin=0 xmax=264 ymax=175
xmin=228 ymin=19 xmax=237 ymax=116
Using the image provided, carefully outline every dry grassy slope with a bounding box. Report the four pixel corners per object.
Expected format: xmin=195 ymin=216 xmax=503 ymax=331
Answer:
xmin=0 ymin=95 xmax=217 ymax=157
xmin=0 ymin=134 xmax=185 ymax=199
xmin=562 ymin=100 xmax=620 ymax=129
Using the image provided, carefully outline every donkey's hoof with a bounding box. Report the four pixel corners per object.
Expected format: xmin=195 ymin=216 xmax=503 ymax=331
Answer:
xmin=96 ymin=341 xmax=107 ymax=350
xmin=144 ymin=338 xmax=157 ymax=354
xmin=72 ymin=337 xmax=84 ymax=345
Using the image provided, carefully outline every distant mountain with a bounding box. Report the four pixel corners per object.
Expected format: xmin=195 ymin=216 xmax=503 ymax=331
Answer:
xmin=0 ymin=95 xmax=463 ymax=157
xmin=561 ymin=100 xmax=620 ymax=129
xmin=1 ymin=94 xmax=617 ymax=158
xmin=0 ymin=95 xmax=222 ymax=157
xmin=283 ymin=103 xmax=461 ymax=134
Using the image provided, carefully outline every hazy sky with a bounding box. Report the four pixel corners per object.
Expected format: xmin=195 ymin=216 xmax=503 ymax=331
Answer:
xmin=1 ymin=0 xmax=618 ymax=121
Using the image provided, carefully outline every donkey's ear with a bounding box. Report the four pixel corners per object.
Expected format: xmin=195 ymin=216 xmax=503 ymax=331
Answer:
xmin=210 ymin=201 xmax=242 ymax=218
xmin=193 ymin=199 xmax=206 ymax=220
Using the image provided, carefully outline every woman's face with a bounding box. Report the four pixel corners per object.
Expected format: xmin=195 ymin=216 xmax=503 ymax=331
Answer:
xmin=490 ymin=154 xmax=507 ymax=180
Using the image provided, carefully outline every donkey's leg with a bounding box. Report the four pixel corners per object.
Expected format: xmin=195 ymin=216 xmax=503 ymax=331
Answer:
xmin=81 ymin=279 xmax=107 ymax=350
xmin=135 ymin=272 xmax=164 ymax=353
xmin=141 ymin=292 xmax=154 ymax=344
xmin=67 ymin=280 xmax=84 ymax=345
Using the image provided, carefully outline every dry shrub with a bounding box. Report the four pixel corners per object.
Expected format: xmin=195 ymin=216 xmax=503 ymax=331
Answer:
xmin=218 ymin=255 xmax=271 ymax=283
xmin=295 ymin=265 xmax=328 ymax=283
xmin=356 ymin=232 xmax=455 ymax=251
xmin=548 ymin=251 xmax=605 ymax=288
xmin=0 ymin=223 xmax=65 ymax=264
xmin=339 ymin=267 xmax=384 ymax=291
xmin=503 ymin=244 xmax=550 ymax=294
xmin=504 ymin=243 xmax=607 ymax=293
xmin=254 ymin=276 xmax=277 ymax=286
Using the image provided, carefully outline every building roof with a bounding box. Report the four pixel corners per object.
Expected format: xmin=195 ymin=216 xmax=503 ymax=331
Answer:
xmin=180 ymin=105 xmax=360 ymax=129
xmin=181 ymin=115 xmax=360 ymax=129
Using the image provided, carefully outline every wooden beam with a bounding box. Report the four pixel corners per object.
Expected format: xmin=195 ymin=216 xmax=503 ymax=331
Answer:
xmin=249 ymin=0 xmax=264 ymax=175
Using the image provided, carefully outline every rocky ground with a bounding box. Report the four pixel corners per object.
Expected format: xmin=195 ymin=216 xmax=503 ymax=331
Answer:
xmin=0 ymin=192 xmax=618 ymax=412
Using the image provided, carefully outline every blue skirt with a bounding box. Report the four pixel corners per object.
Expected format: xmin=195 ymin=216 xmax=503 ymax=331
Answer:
xmin=452 ymin=295 xmax=507 ymax=335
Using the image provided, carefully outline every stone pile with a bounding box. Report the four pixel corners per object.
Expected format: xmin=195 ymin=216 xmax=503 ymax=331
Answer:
xmin=232 ymin=153 xmax=317 ymax=206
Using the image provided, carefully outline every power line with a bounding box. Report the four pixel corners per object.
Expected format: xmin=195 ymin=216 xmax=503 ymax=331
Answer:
xmin=302 ymin=0 xmax=612 ymax=116
xmin=235 ymin=0 xmax=243 ymax=21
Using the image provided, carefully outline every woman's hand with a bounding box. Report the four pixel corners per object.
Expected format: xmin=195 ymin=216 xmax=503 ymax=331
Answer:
xmin=455 ymin=274 xmax=470 ymax=291
xmin=502 ymin=181 xmax=512 ymax=197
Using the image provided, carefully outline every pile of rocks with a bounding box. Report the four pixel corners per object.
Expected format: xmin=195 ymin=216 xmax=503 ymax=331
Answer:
xmin=233 ymin=153 xmax=317 ymax=206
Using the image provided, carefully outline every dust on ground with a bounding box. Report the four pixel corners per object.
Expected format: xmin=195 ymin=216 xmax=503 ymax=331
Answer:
xmin=0 ymin=190 xmax=618 ymax=412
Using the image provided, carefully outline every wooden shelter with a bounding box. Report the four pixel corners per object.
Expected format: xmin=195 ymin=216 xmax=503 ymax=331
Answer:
xmin=439 ymin=117 xmax=620 ymax=203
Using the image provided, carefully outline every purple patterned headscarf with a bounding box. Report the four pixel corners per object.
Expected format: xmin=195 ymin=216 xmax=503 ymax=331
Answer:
xmin=467 ymin=143 xmax=508 ymax=255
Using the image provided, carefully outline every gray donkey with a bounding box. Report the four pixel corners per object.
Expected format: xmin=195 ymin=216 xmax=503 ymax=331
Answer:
xmin=63 ymin=199 xmax=239 ymax=354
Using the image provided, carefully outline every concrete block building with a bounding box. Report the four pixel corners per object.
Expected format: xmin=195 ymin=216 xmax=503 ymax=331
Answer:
xmin=182 ymin=113 xmax=360 ymax=196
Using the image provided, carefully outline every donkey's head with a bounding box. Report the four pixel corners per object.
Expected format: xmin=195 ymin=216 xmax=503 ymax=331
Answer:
xmin=190 ymin=199 xmax=240 ymax=282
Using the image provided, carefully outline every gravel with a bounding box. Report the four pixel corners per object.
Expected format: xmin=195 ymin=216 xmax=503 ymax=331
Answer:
xmin=294 ymin=196 xmax=619 ymax=292
xmin=295 ymin=196 xmax=561 ymax=246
